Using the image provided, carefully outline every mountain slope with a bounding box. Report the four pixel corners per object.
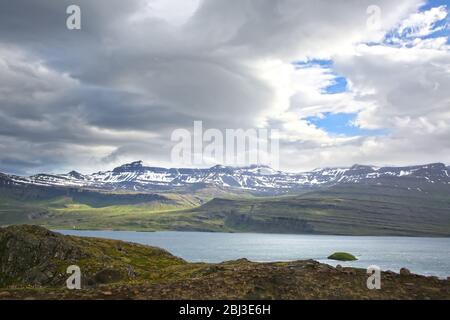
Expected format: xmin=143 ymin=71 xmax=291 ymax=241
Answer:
xmin=189 ymin=182 xmax=450 ymax=236
xmin=1 ymin=162 xmax=449 ymax=236
xmin=3 ymin=161 xmax=450 ymax=195
xmin=3 ymin=181 xmax=446 ymax=236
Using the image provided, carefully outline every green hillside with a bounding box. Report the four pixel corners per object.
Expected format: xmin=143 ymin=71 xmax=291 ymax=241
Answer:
xmin=1 ymin=180 xmax=449 ymax=236
xmin=188 ymin=183 xmax=450 ymax=236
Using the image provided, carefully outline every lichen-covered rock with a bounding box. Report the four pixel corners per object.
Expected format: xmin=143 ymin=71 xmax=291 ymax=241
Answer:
xmin=0 ymin=225 xmax=184 ymax=288
xmin=0 ymin=225 xmax=89 ymax=287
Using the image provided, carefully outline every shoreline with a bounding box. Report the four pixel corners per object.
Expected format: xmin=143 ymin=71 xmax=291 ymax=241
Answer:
xmin=1 ymin=225 xmax=449 ymax=300
xmin=56 ymin=228 xmax=450 ymax=279
xmin=52 ymin=227 xmax=450 ymax=238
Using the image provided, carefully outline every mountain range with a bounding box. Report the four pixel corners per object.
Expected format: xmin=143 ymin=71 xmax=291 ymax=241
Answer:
xmin=3 ymin=161 xmax=450 ymax=195
xmin=1 ymin=161 xmax=450 ymax=236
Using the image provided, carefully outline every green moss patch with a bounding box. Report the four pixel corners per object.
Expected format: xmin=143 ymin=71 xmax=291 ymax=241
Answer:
xmin=327 ymin=252 xmax=358 ymax=261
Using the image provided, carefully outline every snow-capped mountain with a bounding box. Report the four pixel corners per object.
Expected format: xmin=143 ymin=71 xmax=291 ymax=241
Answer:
xmin=2 ymin=161 xmax=450 ymax=194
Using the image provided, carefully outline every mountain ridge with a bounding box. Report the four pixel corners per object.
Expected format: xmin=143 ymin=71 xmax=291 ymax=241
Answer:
xmin=1 ymin=162 xmax=450 ymax=236
xmin=1 ymin=161 xmax=449 ymax=195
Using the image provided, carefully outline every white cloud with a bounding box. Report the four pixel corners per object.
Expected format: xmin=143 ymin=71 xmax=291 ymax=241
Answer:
xmin=1 ymin=0 xmax=450 ymax=173
xmin=397 ymin=5 xmax=448 ymax=38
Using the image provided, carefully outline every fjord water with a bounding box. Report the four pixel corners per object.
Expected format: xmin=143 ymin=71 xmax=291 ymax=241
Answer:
xmin=58 ymin=230 xmax=450 ymax=278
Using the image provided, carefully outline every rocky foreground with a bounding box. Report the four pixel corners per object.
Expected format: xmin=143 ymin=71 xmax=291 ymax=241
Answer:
xmin=0 ymin=225 xmax=449 ymax=300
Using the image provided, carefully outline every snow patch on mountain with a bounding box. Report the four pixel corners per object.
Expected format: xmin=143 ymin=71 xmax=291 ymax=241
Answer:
xmin=3 ymin=161 xmax=450 ymax=193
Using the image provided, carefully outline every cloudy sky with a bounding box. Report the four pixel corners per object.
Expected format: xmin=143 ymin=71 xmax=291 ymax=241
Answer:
xmin=0 ymin=0 xmax=449 ymax=174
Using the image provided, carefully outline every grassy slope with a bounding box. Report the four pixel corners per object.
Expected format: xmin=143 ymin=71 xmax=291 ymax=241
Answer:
xmin=0 ymin=183 xmax=241 ymax=231
xmin=188 ymin=183 xmax=450 ymax=236
xmin=1 ymin=182 xmax=450 ymax=236
xmin=0 ymin=192 xmax=203 ymax=231
xmin=0 ymin=225 xmax=196 ymax=287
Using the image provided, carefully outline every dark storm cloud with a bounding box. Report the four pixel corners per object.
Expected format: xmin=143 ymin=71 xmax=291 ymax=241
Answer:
xmin=0 ymin=0 xmax=142 ymax=44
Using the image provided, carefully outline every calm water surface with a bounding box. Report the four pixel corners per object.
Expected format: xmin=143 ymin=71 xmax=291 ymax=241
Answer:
xmin=58 ymin=230 xmax=450 ymax=278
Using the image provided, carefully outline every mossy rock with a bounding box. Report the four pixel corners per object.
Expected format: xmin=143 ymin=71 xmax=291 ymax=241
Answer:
xmin=327 ymin=252 xmax=358 ymax=261
xmin=94 ymin=269 xmax=124 ymax=284
xmin=0 ymin=225 xmax=185 ymax=288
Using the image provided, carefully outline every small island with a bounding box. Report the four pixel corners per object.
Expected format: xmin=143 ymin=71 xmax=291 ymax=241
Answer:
xmin=328 ymin=252 xmax=358 ymax=261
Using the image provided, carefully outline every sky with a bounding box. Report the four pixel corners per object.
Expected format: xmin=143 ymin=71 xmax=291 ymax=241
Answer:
xmin=0 ymin=0 xmax=449 ymax=174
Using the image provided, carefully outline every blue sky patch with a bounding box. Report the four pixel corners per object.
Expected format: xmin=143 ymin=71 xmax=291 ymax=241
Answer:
xmin=323 ymin=76 xmax=348 ymax=94
xmin=293 ymin=59 xmax=333 ymax=69
xmin=306 ymin=113 xmax=387 ymax=137
xmin=420 ymin=0 xmax=449 ymax=11
xmin=293 ymin=59 xmax=349 ymax=94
